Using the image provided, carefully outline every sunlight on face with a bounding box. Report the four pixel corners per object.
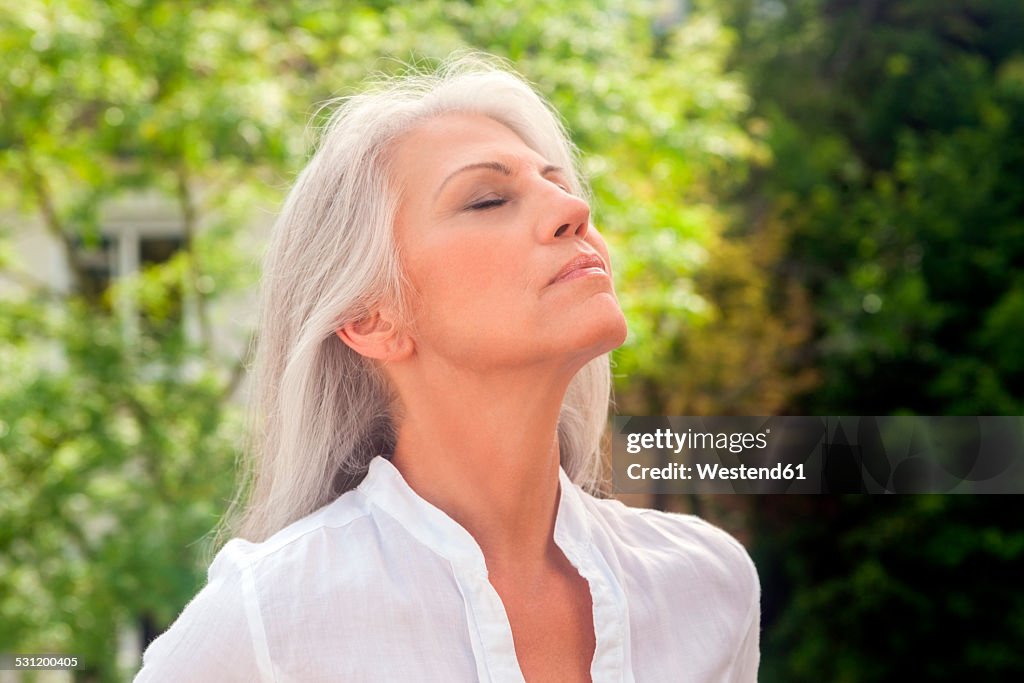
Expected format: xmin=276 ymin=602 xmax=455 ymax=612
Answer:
xmin=389 ymin=113 xmax=627 ymax=374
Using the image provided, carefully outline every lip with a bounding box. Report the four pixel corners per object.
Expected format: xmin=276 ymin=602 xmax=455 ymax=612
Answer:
xmin=548 ymin=253 xmax=609 ymax=286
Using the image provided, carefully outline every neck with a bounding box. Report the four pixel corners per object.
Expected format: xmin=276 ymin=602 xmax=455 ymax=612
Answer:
xmin=389 ymin=360 xmax=575 ymax=578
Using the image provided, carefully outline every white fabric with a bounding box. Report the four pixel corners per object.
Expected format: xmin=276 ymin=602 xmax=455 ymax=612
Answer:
xmin=135 ymin=456 xmax=760 ymax=682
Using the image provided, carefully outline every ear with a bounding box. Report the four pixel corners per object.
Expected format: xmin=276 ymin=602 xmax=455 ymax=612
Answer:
xmin=335 ymin=311 xmax=414 ymax=361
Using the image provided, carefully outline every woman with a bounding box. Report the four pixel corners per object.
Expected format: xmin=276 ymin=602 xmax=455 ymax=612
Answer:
xmin=135 ymin=54 xmax=760 ymax=682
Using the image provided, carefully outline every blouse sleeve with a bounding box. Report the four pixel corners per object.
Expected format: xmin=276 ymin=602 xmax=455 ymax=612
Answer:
xmin=728 ymin=547 xmax=762 ymax=683
xmin=133 ymin=540 xmax=270 ymax=683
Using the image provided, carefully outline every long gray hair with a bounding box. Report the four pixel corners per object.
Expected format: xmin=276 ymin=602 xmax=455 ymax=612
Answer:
xmin=225 ymin=54 xmax=612 ymax=544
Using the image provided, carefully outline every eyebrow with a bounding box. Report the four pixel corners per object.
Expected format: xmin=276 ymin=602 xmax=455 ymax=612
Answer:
xmin=434 ymin=161 xmax=564 ymax=199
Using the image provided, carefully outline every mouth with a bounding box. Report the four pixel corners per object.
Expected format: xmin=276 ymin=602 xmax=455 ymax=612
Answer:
xmin=548 ymin=253 xmax=609 ymax=286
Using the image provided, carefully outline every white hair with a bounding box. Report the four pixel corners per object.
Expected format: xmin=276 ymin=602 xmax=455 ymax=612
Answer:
xmin=224 ymin=54 xmax=612 ymax=544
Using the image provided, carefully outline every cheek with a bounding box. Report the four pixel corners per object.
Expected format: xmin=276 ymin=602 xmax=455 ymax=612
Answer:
xmin=586 ymin=229 xmax=615 ymax=274
xmin=407 ymin=234 xmax=530 ymax=322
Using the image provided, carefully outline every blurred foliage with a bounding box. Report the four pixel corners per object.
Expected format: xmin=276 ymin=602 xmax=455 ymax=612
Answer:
xmin=752 ymin=495 xmax=1024 ymax=682
xmin=720 ymin=0 xmax=1024 ymax=415
xmin=1 ymin=0 xmax=1022 ymax=681
xmin=1 ymin=1 xmax=796 ymax=679
xmin=714 ymin=0 xmax=1024 ymax=680
xmin=1 ymin=1 xmax=287 ymax=680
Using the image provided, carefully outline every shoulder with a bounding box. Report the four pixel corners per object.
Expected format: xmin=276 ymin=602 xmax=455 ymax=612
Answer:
xmin=576 ymin=495 xmax=762 ymax=678
xmin=580 ymin=493 xmax=759 ymax=610
xmin=135 ymin=493 xmax=376 ymax=682
xmin=135 ymin=539 xmax=269 ymax=681
xmin=583 ymin=494 xmax=754 ymax=567
xmin=216 ymin=487 xmax=376 ymax=575
xmin=204 ymin=487 xmax=404 ymax=610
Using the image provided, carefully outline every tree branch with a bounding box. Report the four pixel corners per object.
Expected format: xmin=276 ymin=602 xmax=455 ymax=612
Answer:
xmin=176 ymin=164 xmax=212 ymax=348
xmin=23 ymin=155 xmax=94 ymax=302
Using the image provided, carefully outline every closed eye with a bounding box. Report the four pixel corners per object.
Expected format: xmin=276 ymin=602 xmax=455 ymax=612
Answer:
xmin=541 ymin=166 xmax=573 ymax=194
xmin=548 ymin=177 xmax=574 ymax=195
xmin=467 ymin=197 xmax=508 ymax=211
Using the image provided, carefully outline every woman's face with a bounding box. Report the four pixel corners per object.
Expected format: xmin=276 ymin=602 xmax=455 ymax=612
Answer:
xmin=389 ymin=112 xmax=627 ymax=374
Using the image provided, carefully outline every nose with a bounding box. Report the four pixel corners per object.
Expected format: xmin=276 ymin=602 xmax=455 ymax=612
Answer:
xmin=544 ymin=190 xmax=591 ymax=242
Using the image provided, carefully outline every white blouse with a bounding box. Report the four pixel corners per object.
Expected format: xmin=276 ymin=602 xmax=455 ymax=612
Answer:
xmin=135 ymin=456 xmax=760 ymax=682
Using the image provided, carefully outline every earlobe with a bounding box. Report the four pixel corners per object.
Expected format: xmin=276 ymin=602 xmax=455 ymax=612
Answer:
xmin=335 ymin=312 xmax=413 ymax=361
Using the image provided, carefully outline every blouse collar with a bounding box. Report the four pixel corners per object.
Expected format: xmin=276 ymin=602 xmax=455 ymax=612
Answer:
xmin=357 ymin=455 xmax=594 ymax=575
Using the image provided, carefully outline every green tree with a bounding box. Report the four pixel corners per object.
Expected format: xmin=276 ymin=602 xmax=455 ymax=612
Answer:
xmin=721 ymin=0 xmax=1024 ymax=415
xmin=2 ymin=1 xmax=800 ymax=679
xmin=1 ymin=2 xmax=295 ymax=679
xmin=717 ymin=1 xmax=1024 ymax=679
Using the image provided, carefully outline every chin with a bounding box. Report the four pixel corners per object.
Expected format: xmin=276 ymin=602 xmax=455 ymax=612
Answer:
xmin=597 ymin=312 xmax=629 ymax=354
xmin=569 ymin=296 xmax=629 ymax=359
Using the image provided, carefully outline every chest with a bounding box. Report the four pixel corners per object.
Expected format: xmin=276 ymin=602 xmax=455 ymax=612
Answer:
xmin=253 ymin=529 xmax=748 ymax=682
xmin=493 ymin=567 xmax=597 ymax=683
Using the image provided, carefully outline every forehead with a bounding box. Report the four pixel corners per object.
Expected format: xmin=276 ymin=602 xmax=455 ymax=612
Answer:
xmin=389 ymin=112 xmax=548 ymax=188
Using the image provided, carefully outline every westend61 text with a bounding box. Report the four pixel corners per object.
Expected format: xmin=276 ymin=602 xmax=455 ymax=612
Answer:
xmin=627 ymin=462 xmax=807 ymax=481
